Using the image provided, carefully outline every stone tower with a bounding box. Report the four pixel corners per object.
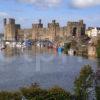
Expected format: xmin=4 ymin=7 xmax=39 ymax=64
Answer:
xmin=66 ymin=20 xmax=86 ymax=37
xmin=32 ymin=19 xmax=43 ymax=40
xmin=4 ymin=18 xmax=16 ymax=41
xmin=48 ymin=20 xmax=60 ymax=38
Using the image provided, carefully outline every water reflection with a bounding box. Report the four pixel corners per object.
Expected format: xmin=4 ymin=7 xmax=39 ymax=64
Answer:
xmin=4 ymin=47 xmax=21 ymax=57
xmin=0 ymin=46 xmax=98 ymax=92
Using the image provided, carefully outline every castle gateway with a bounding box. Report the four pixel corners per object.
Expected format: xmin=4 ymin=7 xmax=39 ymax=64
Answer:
xmin=4 ymin=18 xmax=86 ymax=41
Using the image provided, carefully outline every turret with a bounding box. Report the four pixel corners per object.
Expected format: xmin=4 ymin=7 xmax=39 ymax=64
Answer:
xmin=52 ymin=20 xmax=56 ymax=24
xmin=4 ymin=18 xmax=6 ymax=26
xmin=79 ymin=20 xmax=83 ymax=24
xmin=39 ymin=19 xmax=42 ymax=24
xmin=9 ymin=18 xmax=15 ymax=25
xmin=38 ymin=19 xmax=43 ymax=28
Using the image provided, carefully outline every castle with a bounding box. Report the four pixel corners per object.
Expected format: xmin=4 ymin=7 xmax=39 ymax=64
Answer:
xmin=4 ymin=18 xmax=86 ymax=42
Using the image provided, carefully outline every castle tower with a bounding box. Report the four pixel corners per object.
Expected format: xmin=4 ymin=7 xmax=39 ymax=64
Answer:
xmin=4 ymin=18 xmax=6 ymax=26
xmin=66 ymin=20 xmax=86 ymax=37
xmin=48 ymin=20 xmax=60 ymax=40
xmin=32 ymin=19 xmax=43 ymax=40
xmin=4 ymin=18 xmax=16 ymax=41
xmin=38 ymin=19 xmax=43 ymax=28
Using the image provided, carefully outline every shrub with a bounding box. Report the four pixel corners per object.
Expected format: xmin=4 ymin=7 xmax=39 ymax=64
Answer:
xmin=0 ymin=91 xmax=21 ymax=100
xmin=64 ymin=43 xmax=71 ymax=54
xmin=74 ymin=65 xmax=93 ymax=100
xmin=96 ymin=39 xmax=100 ymax=58
xmin=95 ymin=86 xmax=100 ymax=100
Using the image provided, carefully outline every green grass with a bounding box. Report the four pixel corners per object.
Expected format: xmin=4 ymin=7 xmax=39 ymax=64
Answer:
xmin=96 ymin=47 xmax=100 ymax=58
xmin=95 ymin=86 xmax=100 ymax=100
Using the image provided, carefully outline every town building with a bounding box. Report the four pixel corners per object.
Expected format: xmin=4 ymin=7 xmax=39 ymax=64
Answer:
xmin=86 ymin=27 xmax=100 ymax=37
xmin=88 ymin=44 xmax=97 ymax=57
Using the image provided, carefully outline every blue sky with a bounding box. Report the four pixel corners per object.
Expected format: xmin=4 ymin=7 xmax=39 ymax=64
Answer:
xmin=0 ymin=0 xmax=100 ymax=33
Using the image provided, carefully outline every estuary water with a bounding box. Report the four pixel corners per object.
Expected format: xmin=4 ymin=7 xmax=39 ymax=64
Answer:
xmin=0 ymin=46 xmax=98 ymax=92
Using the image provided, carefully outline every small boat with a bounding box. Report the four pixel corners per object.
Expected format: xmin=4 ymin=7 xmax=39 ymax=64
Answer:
xmin=68 ymin=49 xmax=74 ymax=56
xmin=57 ymin=47 xmax=63 ymax=53
xmin=36 ymin=42 xmax=43 ymax=47
xmin=5 ymin=41 xmax=10 ymax=45
xmin=9 ymin=42 xmax=16 ymax=48
xmin=0 ymin=43 xmax=6 ymax=50
xmin=16 ymin=43 xmax=22 ymax=48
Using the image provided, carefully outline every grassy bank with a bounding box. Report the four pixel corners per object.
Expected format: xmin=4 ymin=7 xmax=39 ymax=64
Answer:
xmin=96 ymin=40 xmax=100 ymax=58
xmin=0 ymin=86 xmax=71 ymax=100
xmin=95 ymin=86 xmax=100 ymax=100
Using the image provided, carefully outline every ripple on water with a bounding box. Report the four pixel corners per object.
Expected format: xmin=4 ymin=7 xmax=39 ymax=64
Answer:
xmin=0 ymin=49 xmax=98 ymax=92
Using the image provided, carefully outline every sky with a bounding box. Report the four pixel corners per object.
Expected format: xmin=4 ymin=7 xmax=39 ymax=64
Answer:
xmin=0 ymin=0 xmax=100 ymax=33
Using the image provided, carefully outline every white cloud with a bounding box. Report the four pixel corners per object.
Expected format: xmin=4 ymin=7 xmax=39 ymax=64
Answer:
xmin=71 ymin=0 xmax=100 ymax=8
xmin=0 ymin=12 xmax=9 ymax=17
xmin=18 ymin=0 xmax=61 ymax=7
xmin=0 ymin=12 xmax=10 ymax=33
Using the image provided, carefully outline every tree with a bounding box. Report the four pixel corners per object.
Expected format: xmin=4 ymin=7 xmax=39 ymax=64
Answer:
xmin=95 ymin=86 xmax=100 ymax=100
xmin=74 ymin=65 xmax=93 ymax=100
xmin=96 ymin=39 xmax=100 ymax=58
xmin=64 ymin=43 xmax=71 ymax=54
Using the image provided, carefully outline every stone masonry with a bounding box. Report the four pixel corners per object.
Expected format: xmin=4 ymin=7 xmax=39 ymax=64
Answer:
xmin=4 ymin=18 xmax=86 ymax=41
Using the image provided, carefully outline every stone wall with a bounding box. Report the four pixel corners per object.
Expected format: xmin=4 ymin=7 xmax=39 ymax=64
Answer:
xmin=88 ymin=45 xmax=97 ymax=57
xmin=18 ymin=29 xmax=32 ymax=41
xmin=4 ymin=18 xmax=86 ymax=41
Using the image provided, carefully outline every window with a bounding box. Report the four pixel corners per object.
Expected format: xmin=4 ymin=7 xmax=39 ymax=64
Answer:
xmin=72 ymin=27 xmax=77 ymax=36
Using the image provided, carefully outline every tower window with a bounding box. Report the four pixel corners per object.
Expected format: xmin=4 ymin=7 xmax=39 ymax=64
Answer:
xmin=72 ymin=27 xmax=77 ymax=36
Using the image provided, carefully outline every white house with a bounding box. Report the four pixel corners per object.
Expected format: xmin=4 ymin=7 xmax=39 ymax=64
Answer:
xmin=86 ymin=27 xmax=100 ymax=37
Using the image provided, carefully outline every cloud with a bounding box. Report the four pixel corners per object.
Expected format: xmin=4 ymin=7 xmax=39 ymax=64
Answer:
xmin=0 ymin=12 xmax=9 ymax=17
xmin=18 ymin=0 xmax=61 ymax=7
xmin=0 ymin=12 xmax=10 ymax=33
xmin=70 ymin=0 xmax=100 ymax=8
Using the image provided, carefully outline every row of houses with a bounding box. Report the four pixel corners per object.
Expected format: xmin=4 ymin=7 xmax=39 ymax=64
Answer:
xmin=86 ymin=27 xmax=100 ymax=57
xmin=86 ymin=27 xmax=100 ymax=38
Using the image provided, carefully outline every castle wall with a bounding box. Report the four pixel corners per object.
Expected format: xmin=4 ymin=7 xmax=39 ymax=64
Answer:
xmin=4 ymin=19 xmax=86 ymax=42
xmin=18 ymin=29 xmax=32 ymax=41
xmin=15 ymin=24 xmax=21 ymax=41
